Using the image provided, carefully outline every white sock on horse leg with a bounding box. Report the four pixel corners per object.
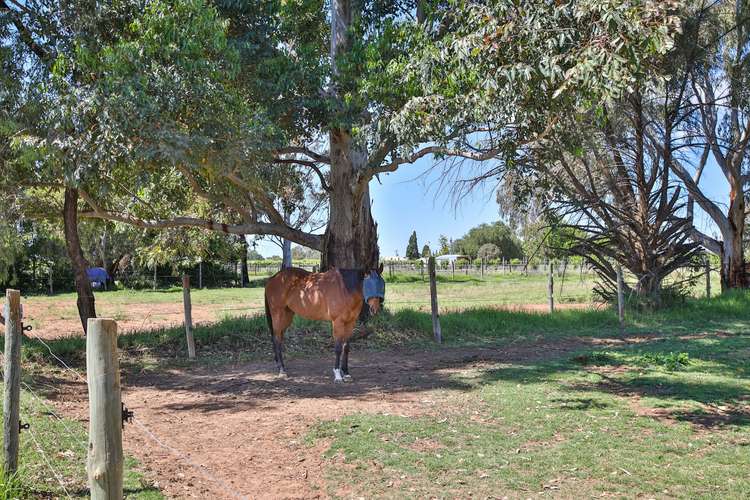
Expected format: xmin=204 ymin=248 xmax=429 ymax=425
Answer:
xmin=333 ymin=368 xmax=344 ymax=382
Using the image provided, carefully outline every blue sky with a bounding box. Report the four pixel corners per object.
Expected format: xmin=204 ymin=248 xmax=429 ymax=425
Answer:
xmin=255 ymin=154 xmax=731 ymax=258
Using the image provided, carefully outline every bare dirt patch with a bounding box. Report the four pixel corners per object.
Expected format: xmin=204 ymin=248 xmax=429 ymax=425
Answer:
xmin=23 ymin=299 xmax=253 ymax=340
xmin=47 ymin=340 xmax=585 ymax=499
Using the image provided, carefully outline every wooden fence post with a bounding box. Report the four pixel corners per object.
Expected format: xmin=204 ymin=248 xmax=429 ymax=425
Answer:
xmin=86 ymin=318 xmax=123 ymax=500
xmin=428 ymin=257 xmax=443 ymax=344
xmin=48 ymin=267 xmax=54 ymax=295
xmin=182 ymin=275 xmax=196 ymax=359
xmin=616 ymin=265 xmax=625 ymax=334
xmin=3 ymin=289 xmax=22 ymax=476
xmin=152 ymin=266 xmax=157 ymax=291
xmin=547 ymin=262 xmax=554 ymax=313
xmin=705 ymin=257 xmax=711 ymax=299
xmin=451 ymin=260 xmax=455 ymax=280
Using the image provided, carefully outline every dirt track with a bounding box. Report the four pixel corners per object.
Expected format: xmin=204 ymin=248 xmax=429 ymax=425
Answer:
xmin=51 ymin=341 xmax=586 ymax=499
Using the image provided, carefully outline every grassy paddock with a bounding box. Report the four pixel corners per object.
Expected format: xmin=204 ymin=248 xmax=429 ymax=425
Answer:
xmin=305 ymin=296 xmax=750 ymax=498
xmin=19 ymin=290 xmax=750 ymax=369
xmin=21 ymin=272 xmax=597 ymax=337
xmin=0 ymin=386 xmax=162 ymax=499
xmin=11 ymin=292 xmax=749 ymax=497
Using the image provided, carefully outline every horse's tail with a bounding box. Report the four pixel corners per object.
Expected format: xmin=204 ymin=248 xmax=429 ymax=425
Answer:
xmin=264 ymin=291 xmax=273 ymax=337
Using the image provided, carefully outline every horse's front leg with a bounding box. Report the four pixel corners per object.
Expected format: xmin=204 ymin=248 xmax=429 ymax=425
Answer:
xmin=332 ymin=320 xmax=355 ymax=383
xmin=333 ymin=339 xmax=344 ymax=383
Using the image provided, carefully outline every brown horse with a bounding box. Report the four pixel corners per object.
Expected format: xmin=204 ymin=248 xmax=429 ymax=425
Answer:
xmin=264 ymin=264 xmax=385 ymax=382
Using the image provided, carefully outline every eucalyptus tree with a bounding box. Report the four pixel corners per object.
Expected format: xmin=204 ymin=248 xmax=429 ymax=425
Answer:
xmin=2 ymin=0 xmax=685 ymax=319
xmin=660 ymin=0 xmax=750 ymax=290
xmin=388 ymin=1 xmax=689 ymax=300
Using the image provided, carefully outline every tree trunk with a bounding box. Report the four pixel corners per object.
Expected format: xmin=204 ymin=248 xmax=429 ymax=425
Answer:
xmin=281 ymin=239 xmax=292 ymax=269
xmin=322 ymin=0 xmax=379 ymax=271
xmin=322 ymin=131 xmax=379 ymax=270
xmin=240 ymin=237 xmax=250 ymax=287
xmin=719 ymin=180 xmax=746 ymax=290
xmin=63 ymin=188 xmax=96 ymax=334
xmin=281 ymin=210 xmax=293 ymax=269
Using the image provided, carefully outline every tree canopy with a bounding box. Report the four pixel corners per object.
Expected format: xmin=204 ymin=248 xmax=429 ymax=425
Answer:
xmin=454 ymin=222 xmax=522 ymax=261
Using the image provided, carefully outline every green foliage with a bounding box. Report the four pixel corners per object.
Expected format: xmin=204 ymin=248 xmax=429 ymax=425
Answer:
xmin=391 ymin=0 xmax=679 ymax=156
xmin=437 ymin=235 xmax=451 ymax=255
xmin=406 ymin=230 xmax=420 ymax=259
xmin=476 ymin=243 xmax=499 ymax=260
xmin=641 ymin=352 xmax=691 ymax=371
xmin=421 ymin=244 xmax=431 ymax=258
xmin=454 ymin=221 xmax=523 ymax=260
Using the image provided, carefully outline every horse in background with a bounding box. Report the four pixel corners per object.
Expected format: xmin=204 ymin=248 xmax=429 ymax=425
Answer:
xmin=264 ymin=264 xmax=386 ymax=382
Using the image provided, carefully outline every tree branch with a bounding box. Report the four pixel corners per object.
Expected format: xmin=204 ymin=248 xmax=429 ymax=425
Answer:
xmin=77 ymin=189 xmax=322 ymax=250
xmin=273 ymin=147 xmax=330 ymax=164
xmin=0 ymin=0 xmax=54 ymax=63
xmin=272 ymin=158 xmax=331 ymax=192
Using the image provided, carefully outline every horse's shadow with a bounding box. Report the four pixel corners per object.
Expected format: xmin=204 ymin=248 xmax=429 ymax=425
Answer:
xmin=118 ymin=345 xmax=568 ymax=415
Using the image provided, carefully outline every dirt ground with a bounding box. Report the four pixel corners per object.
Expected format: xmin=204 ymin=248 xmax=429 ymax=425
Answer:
xmin=23 ymin=300 xmax=251 ymax=340
xmin=49 ymin=341 xmax=586 ymax=499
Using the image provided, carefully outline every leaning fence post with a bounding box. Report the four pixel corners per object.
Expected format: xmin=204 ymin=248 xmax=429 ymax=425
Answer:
xmin=3 ymin=289 xmax=22 ymax=476
xmin=705 ymin=257 xmax=711 ymax=298
xmin=182 ymin=275 xmax=196 ymax=359
xmin=428 ymin=257 xmax=443 ymax=344
xmin=616 ymin=265 xmax=625 ymax=334
xmin=547 ymin=262 xmax=554 ymax=313
xmin=87 ymin=318 xmax=123 ymax=500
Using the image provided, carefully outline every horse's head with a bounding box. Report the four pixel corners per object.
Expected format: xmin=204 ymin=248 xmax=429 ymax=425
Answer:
xmin=363 ymin=263 xmax=386 ymax=316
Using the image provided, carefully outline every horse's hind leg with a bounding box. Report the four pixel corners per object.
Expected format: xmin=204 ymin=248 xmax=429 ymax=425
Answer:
xmin=341 ymin=342 xmax=352 ymax=381
xmin=273 ymin=308 xmax=294 ymax=377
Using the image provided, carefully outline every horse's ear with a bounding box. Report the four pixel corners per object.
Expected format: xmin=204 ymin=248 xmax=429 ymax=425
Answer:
xmin=378 ymin=262 xmax=384 ymax=274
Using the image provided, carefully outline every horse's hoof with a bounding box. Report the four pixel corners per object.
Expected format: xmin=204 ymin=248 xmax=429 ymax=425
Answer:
xmin=333 ymin=377 xmax=344 ymax=384
xmin=343 ymin=374 xmax=353 ymax=382
xmin=277 ymin=371 xmax=288 ymax=378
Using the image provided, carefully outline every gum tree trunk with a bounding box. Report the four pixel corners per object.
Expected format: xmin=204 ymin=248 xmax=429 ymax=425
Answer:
xmin=722 ymin=186 xmax=745 ymax=289
xmin=322 ymin=131 xmax=379 ymax=270
xmin=322 ymin=0 xmax=379 ymax=271
xmin=63 ymin=188 xmax=96 ymax=334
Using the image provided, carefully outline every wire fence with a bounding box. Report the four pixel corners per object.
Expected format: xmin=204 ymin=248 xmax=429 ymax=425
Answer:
xmin=7 ymin=300 xmax=258 ymax=499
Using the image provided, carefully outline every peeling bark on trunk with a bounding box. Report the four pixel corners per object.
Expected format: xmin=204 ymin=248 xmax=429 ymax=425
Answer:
xmin=321 ymin=130 xmax=379 ymax=270
xmin=63 ymin=188 xmax=96 ymax=334
xmin=322 ymin=0 xmax=380 ymax=271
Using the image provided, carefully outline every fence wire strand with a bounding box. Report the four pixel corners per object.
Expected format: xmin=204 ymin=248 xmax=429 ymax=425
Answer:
xmin=21 ymin=380 xmax=88 ymax=451
xmin=25 ymin=331 xmax=87 ymax=383
xmin=26 ymin=424 xmax=75 ymax=500
xmin=131 ymin=417 xmax=249 ymax=500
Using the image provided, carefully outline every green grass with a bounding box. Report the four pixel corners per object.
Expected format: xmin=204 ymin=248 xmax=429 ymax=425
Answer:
xmin=0 ymin=385 xmax=162 ymax=498
xmin=19 ymin=290 xmax=750 ymax=372
xmin=8 ymin=288 xmax=748 ymax=497
xmin=21 ymin=272 xmax=599 ymax=337
xmin=307 ymin=324 xmax=750 ymax=498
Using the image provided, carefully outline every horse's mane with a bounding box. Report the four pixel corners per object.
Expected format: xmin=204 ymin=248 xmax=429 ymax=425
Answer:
xmin=338 ymin=269 xmax=364 ymax=293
